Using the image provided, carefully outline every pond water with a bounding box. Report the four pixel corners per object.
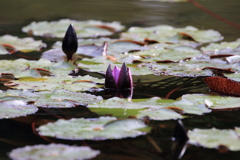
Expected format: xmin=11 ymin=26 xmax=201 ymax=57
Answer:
xmin=0 ymin=0 xmax=240 ymax=159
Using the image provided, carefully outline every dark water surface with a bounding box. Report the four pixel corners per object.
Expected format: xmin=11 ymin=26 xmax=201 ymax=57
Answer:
xmin=0 ymin=0 xmax=240 ymax=160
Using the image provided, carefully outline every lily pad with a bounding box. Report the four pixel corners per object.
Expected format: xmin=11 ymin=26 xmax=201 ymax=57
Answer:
xmin=77 ymin=59 xmax=153 ymax=75
xmin=22 ymin=19 xmax=125 ymax=38
xmin=201 ymin=39 xmax=240 ymax=55
xmin=18 ymin=89 xmax=103 ymax=108
xmin=150 ymin=58 xmax=240 ymax=77
xmin=37 ymin=117 xmax=150 ymax=140
xmin=188 ymin=128 xmax=240 ymax=151
xmin=88 ymin=96 xmax=210 ymax=119
xmin=121 ymin=25 xmax=223 ymax=43
xmin=9 ymin=144 xmax=100 ymax=160
xmin=5 ymin=75 xmax=104 ymax=92
xmin=0 ymin=100 xmax=38 ymax=119
xmin=132 ymin=46 xmax=201 ymax=62
xmin=0 ymin=35 xmax=46 ymax=53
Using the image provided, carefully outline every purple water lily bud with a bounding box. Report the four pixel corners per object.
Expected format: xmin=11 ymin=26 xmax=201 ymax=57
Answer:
xmin=62 ymin=24 xmax=78 ymax=61
xmin=105 ymin=63 xmax=133 ymax=90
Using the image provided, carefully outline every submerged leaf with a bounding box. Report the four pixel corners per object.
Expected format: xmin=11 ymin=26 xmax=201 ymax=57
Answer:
xmin=37 ymin=117 xmax=150 ymax=140
xmin=9 ymin=144 xmax=100 ymax=160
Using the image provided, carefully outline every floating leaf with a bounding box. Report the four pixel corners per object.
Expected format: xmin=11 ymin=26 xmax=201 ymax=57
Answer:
xmin=0 ymin=100 xmax=38 ymax=119
xmin=201 ymin=39 xmax=240 ymax=54
xmin=204 ymin=77 xmax=240 ymax=96
xmin=150 ymin=59 xmax=240 ymax=77
xmin=5 ymin=75 xmax=104 ymax=92
xmin=121 ymin=25 xmax=223 ymax=43
xmin=188 ymin=128 xmax=240 ymax=151
xmin=22 ymin=19 xmax=125 ymax=38
xmin=9 ymin=144 xmax=100 ymax=160
xmin=132 ymin=46 xmax=201 ymax=62
xmin=88 ymin=96 xmax=210 ymax=119
xmin=37 ymin=117 xmax=150 ymax=140
xmin=182 ymin=94 xmax=240 ymax=110
xmin=0 ymin=35 xmax=46 ymax=53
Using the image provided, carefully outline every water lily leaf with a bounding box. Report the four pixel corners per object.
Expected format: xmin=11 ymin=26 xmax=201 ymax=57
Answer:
xmin=37 ymin=117 xmax=150 ymax=140
xmin=136 ymin=108 xmax=183 ymax=120
xmin=201 ymin=39 xmax=240 ymax=55
xmin=53 ymin=38 xmax=117 ymax=49
xmin=22 ymin=19 xmax=125 ymax=38
xmin=9 ymin=144 xmax=100 ymax=160
xmin=121 ymin=25 xmax=223 ymax=43
xmin=88 ymin=96 xmax=210 ymax=118
xmin=132 ymin=46 xmax=201 ymax=62
xmin=203 ymin=77 xmax=240 ymax=96
xmin=0 ymin=100 xmax=38 ymax=119
xmin=5 ymin=75 xmax=104 ymax=92
xmin=188 ymin=128 xmax=240 ymax=151
xmin=0 ymin=35 xmax=46 ymax=53
xmin=19 ymin=89 xmax=103 ymax=108
xmin=181 ymin=94 xmax=240 ymax=110
xmin=77 ymin=60 xmax=152 ymax=75
xmin=150 ymin=58 xmax=240 ymax=77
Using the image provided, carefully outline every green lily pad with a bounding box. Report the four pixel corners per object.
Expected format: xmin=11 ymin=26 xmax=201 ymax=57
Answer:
xmin=132 ymin=46 xmax=201 ymax=62
xmin=182 ymin=94 xmax=240 ymax=110
xmin=224 ymin=73 xmax=240 ymax=82
xmin=9 ymin=144 xmax=100 ymax=160
xmin=22 ymin=19 xmax=125 ymax=38
xmin=5 ymin=75 xmax=104 ymax=92
xmin=0 ymin=100 xmax=38 ymax=119
xmin=88 ymin=96 xmax=210 ymax=119
xmin=121 ymin=25 xmax=223 ymax=43
xmin=77 ymin=59 xmax=152 ymax=75
xmin=188 ymin=128 xmax=240 ymax=151
xmin=0 ymin=58 xmax=77 ymax=78
xmin=0 ymin=35 xmax=46 ymax=52
xmin=37 ymin=117 xmax=150 ymax=140
xmin=201 ymin=39 xmax=240 ymax=54
xmin=18 ymin=89 xmax=103 ymax=108
xmin=150 ymin=58 xmax=240 ymax=77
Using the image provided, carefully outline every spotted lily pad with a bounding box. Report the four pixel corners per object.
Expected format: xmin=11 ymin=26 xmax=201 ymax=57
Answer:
xmin=0 ymin=35 xmax=46 ymax=53
xmin=188 ymin=128 xmax=240 ymax=151
xmin=5 ymin=75 xmax=104 ymax=92
xmin=9 ymin=144 xmax=100 ymax=160
xmin=121 ymin=25 xmax=223 ymax=43
xmin=37 ymin=117 xmax=150 ymax=140
xmin=22 ymin=19 xmax=125 ymax=38
xmin=0 ymin=100 xmax=38 ymax=119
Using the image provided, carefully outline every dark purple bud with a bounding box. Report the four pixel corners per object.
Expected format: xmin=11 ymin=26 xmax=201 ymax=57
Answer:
xmin=117 ymin=62 xmax=133 ymax=90
xmin=62 ymin=24 xmax=78 ymax=61
xmin=105 ymin=64 xmax=117 ymax=90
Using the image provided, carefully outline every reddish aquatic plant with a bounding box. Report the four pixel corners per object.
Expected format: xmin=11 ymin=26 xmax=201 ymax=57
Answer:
xmin=204 ymin=77 xmax=240 ymax=96
xmin=105 ymin=63 xmax=133 ymax=90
